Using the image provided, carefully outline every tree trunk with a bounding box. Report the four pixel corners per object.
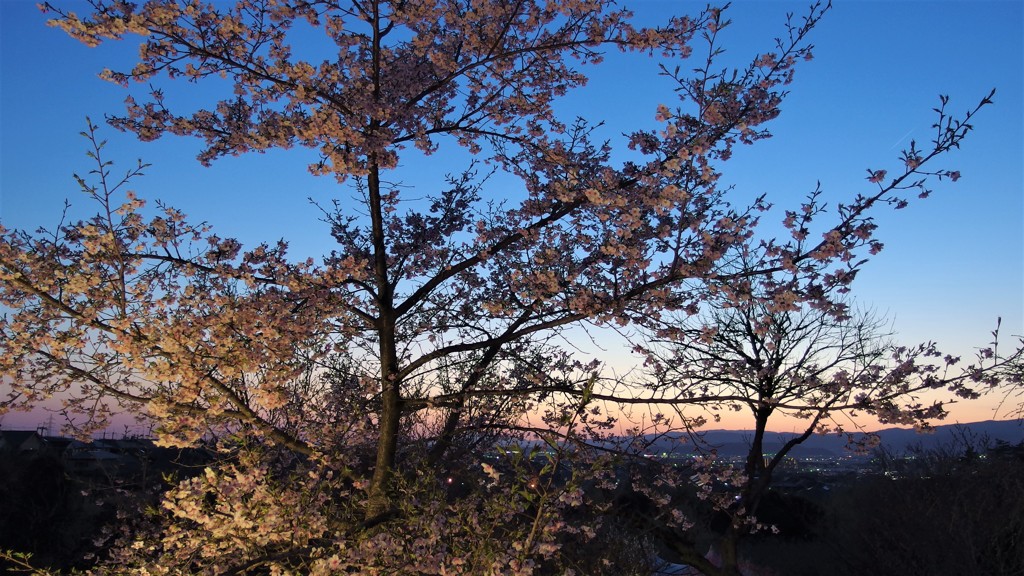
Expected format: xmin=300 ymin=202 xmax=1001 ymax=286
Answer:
xmin=365 ymin=156 xmax=401 ymax=521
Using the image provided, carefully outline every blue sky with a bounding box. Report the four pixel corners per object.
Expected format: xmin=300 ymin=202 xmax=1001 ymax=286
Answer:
xmin=1 ymin=1 xmax=1022 ymax=428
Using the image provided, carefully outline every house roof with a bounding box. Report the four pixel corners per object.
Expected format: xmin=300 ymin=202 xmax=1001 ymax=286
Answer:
xmin=0 ymin=430 xmax=45 ymax=450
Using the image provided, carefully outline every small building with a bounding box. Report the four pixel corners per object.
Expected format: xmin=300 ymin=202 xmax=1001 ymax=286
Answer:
xmin=0 ymin=430 xmax=46 ymax=454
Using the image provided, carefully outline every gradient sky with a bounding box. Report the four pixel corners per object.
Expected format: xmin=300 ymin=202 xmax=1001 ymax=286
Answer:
xmin=1 ymin=1 xmax=1022 ymax=432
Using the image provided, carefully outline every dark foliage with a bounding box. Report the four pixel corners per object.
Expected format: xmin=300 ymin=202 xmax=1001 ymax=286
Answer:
xmin=0 ymin=452 xmax=106 ymax=571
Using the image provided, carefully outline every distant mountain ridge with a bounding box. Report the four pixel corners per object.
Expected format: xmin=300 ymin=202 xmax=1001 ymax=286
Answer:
xmin=640 ymin=420 xmax=1024 ymax=458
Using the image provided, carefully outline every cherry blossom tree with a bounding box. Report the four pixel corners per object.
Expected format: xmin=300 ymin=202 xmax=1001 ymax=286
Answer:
xmin=626 ymin=249 xmax=1024 ymax=574
xmin=0 ymin=0 xmax=1013 ymax=573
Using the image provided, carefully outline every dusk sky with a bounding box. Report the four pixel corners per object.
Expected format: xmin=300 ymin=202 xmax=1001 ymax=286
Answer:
xmin=1 ymin=1 xmax=1021 ymax=432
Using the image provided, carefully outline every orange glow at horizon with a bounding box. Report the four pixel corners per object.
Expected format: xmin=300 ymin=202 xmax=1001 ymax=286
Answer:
xmin=1 ymin=389 xmax=1015 ymax=438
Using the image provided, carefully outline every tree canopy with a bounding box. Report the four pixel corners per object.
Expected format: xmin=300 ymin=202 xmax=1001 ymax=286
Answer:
xmin=1 ymin=1 xmax=1020 ymax=574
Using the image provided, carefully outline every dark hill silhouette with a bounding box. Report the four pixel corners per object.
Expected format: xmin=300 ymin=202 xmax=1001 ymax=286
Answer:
xmin=639 ymin=420 xmax=1024 ymax=458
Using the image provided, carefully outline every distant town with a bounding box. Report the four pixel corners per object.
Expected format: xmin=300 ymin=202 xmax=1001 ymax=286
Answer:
xmin=4 ymin=418 xmax=1020 ymax=487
